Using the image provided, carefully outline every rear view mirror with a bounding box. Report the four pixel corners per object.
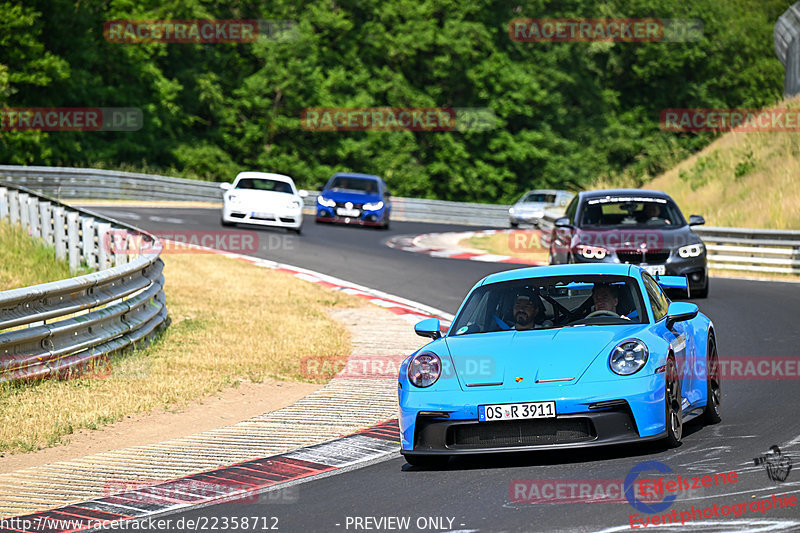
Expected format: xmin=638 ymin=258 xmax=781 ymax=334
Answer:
xmin=298 ymin=189 xmax=309 ymax=198
xmin=414 ymin=318 xmax=442 ymax=340
xmin=220 ymin=182 xmax=232 ymax=190
xmin=555 ymin=217 xmax=572 ymax=228
xmin=689 ymin=215 xmax=705 ymax=226
xmin=665 ymin=301 xmax=699 ymax=329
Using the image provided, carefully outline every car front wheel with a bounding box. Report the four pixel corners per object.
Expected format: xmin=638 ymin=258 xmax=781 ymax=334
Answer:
xmin=702 ymin=336 xmax=722 ymax=424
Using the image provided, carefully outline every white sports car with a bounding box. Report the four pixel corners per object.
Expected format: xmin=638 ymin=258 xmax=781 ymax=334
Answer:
xmin=220 ymin=172 xmax=307 ymax=234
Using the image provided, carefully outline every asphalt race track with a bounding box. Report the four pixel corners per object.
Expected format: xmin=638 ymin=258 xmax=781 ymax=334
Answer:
xmin=91 ymin=207 xmax=800 ymax=532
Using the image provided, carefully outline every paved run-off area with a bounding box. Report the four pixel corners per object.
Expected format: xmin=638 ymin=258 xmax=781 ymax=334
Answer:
xmin=0 ymin=306 xmax=425 ymax=518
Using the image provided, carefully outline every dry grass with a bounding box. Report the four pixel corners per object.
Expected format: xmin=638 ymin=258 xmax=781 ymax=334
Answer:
xmin=0 ymin=253 xmax=365 ymax=454
xmin=0 ymin=221 xmax=91 ymax=290
xmin=461 ymin=231 xmax=549 ymax=263
xmin=595 ymin=95 xmax=800 ymax=230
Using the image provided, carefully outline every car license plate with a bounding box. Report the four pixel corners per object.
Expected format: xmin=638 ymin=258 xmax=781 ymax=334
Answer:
xmin=643 ymin=265 xmax=666 ymax=276
xmin=251 ymin=211 xmax=274 ymax=219
xmin=478 ymin=401 xmax=556 ymax=422
xmin=336 ymin=207 xmax=361 ymax=217
xmin=336 ymin=207 xmax=360 ymax=217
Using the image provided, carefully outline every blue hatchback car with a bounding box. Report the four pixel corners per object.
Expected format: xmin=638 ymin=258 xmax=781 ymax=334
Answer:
xmin=315 ymin=172 xmax=392 ymax=229
xmin=398 ymin=263 xmax=721 ymax=467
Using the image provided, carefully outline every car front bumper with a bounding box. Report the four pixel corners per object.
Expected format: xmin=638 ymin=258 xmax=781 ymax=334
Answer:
xmin=316 ymin=206 xmax=388 ymax=226
xmin=222 ymin=206 xmax=303 ymax=229
xmin=399 ymin=373 xmax=667 ymax=454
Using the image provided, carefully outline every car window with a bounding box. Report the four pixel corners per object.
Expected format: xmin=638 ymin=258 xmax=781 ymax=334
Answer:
xmin=579 ymin=197 xmax=685 ymax=227
xmin=236 ymin=178 xmax=293 ymax=194
xmin=564 ymin=196 xmax=578 ymax=223
xmin=521 ymin=193 xmax=556 ymax=203
xmin=642 ymin=273 xmax=669 ymax=321
xmin=449 ymin=274 xmax=647 ymax=335
xmin=328 ymin=177 xmax=379 ymax=193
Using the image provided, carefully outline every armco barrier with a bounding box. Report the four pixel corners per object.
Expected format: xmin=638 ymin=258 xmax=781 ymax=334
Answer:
xmin=0 ymin=182 xmax=168 ymax=383
xmin=2 ymin=165 xmax=798 ymax=274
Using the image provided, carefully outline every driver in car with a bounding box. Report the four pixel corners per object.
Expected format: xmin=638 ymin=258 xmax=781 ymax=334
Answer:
xmin=590 ymin=284 xmax=634 ymax=320
xmin=513 ymin=291 xmax=552 ymax=330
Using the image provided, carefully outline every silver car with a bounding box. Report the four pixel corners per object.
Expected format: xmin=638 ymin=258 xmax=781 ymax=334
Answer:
xmin=509 ymin=189 xmax=574 ymax=228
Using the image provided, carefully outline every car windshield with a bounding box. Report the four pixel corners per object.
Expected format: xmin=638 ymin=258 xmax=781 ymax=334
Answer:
xmin=521 ymin=192 xmax=556 ymax=203
xmin=327 ymin=177 xmax=379 ymax=193
xmin=579 ymin=197 xmax=684 ymax=227
xmin=235 ymin=178 xmax=293 ymax=194
xmin=449 ymin=275 xmax=646 ymax=336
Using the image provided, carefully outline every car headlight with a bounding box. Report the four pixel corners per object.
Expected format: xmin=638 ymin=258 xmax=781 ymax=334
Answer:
xmin=317 ymin=196 xmax=336 ymax=208
xmin=509 ymin=207 xmax=516 ymax=215
xmin=363 ymin=201 xmax=384 ymax=211
xmin=227 ymin=193 xmax=241 ymax=204
xmin=678 ymin=243 xmax=705 ymax=258
xmin=407 ymin=351 xmax=441 ymax=388
xmin=609 ymin=339 xmax=649 ymax=376
xmin=576 ymin=244 xmax=608 ymax=259
xmin=286 ymin=199 xmax=302 ymax=209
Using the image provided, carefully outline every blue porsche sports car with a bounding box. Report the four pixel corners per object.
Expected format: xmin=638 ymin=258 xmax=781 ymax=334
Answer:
xmin=398 ymin=263 xmax=721 ymax=467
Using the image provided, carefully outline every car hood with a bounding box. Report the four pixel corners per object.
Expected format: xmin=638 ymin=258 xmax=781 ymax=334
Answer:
xmin=573 ymin=225 xmax=700 ymax=251
xmin=443 ymin=325 xmax=644 ymax=390
xmin=320 ymin=190 xmax=382 ymax=204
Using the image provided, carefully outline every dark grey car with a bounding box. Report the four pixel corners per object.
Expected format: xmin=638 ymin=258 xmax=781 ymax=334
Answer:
xmin=548 ymin=189 xmax=709 ymax=298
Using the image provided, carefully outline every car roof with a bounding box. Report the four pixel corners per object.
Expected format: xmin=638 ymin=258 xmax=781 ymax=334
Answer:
xmin=578 ymin=189 xmax=672 ymax=200
xmin=234 ymin=171 xmax=295 ymax=184
xmin=479 ymin=263 xmax=635 ymax=286
xmin=331 ymin=172 xmax=381 ymax=181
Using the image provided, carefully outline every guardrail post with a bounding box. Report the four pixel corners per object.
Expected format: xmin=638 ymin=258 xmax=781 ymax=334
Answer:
xmin=53 ymin=207 xmax=67 ymax=261
xmin=28 ymin=198 xmax=41 ymax=239
xmin=67 ymin=212 xmax=80 ymax=272
xmin=96 ymin=222 xmax=111 ymax=270
xmin=0 ymin=187 xmax=8 ymax=221
xmin=81 ymin=217 xmax=96 ymax=269
xmin=8 ymin=190 xmax=19 ymax=225
xmin=39 ymin=201 xmax=53 ymax=246
xmin=17 ymin=193 xmax=29 ymax=231
xmin=115 ymin=231 xmax=129 ymax=266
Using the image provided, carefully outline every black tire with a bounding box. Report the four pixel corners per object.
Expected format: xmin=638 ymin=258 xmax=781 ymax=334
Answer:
xmin=221 ymin=218 xmax=234 ymax=227
xmin=702 ymin=336 xmax=722 ymax=425
xmin=403 ymin=454 xmax=449 ymax=468
xmin=692 ymin=279 xmax=709 ymax=299
xmin=510 ymin=221 xmax=519 ymax=228
xmin=663 ymin=356 xmax=683 ymax=448
xmin=291 ymin=226 xmax=302 ymax=235
xmin=382 ymin=218 xmax=390 ymax=230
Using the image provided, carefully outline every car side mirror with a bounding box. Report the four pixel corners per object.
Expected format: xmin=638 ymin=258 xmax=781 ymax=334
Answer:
xmin=554 ymin=217 xmax=572 ymax=228
xmin=317 ymin=185 xmax=324 ymax=191
xmin=414 ymin=317 xmax=442 ymax=340
xmin=298 ymin=189 xmax=309 ymax=198
xmin=689 ymin=215 xmax=705 ymax=226
xmin=665 ymin=302 xmax=698 ymax=329
xmin=220 ymin=182 xmax=232 ymax=190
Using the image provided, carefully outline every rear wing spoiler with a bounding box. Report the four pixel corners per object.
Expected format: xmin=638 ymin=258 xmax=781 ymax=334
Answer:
xmin=656 ymin=275 xmax=688 ymax=291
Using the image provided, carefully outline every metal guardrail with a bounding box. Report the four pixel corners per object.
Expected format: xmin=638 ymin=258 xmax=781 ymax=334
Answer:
xmin=775 ymin=2 xmax=800 ymax=97
xmin=2 ymin=165 xmax=798 ymax=274
xmin=538 ymin=211 xmax=800 ymax=275
xmin=0 ymin=182 xmax=168 ymax=382
xmin=0 ymin=165 xmax=512 ymax=227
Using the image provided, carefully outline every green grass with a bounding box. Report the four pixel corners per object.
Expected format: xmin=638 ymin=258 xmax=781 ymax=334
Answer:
xmin=0 ymin=221 xmax=91 ymax=290
xmin=592 ymin=95 xmax=800 ymax=230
